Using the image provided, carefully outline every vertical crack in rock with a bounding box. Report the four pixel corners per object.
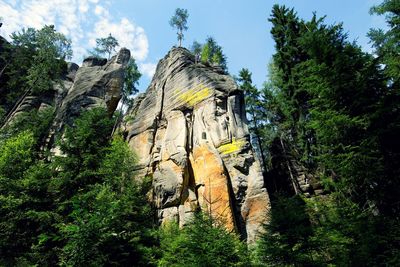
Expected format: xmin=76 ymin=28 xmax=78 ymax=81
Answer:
xmin=123 ymin=47 xmax=270 ymax=243
xmin=223 ymin=162 xmax=246 ymax=239
xmin=149 ymin=79 xmax=167 ymax=173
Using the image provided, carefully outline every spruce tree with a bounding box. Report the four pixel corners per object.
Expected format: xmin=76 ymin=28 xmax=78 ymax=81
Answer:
xmin=237 ymin=68 xmax=266 ymax=169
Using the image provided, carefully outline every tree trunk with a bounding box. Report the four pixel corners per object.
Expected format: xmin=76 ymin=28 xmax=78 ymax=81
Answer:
xmin=1 ymin=88 xmax=31 ymax=127
xmin=250 ymin=108 xmax=267 ymax=172
xmin=280 ymin=134 xmax=299 ymax=194
xmin=111 ymin=101 xmax=124 ymax=137
xmin=0 ymin=62 xmax=9 ymax=79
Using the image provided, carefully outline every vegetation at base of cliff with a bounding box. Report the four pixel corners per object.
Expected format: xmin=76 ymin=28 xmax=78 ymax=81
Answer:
xmin=0 ymin=108 xmax=157 ymax=266
xmin=158 ymin=213 xmax=249 ymax=267
xmin=0 ymin=0 xmax=399 ymax=266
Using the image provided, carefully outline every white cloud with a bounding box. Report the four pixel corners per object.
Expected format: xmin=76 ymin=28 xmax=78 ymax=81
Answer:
xmin=88 ymin=17 xmax=149 ymax=61
xmin=0 ymin=0 xmax=150 ymax=64
xmin=139 ymin=62 xmax=157 ymax=79
xmin=94 ymin=5 xmax=108 ymax=16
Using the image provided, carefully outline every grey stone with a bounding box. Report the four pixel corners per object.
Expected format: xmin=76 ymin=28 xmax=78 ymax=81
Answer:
xmin=123 ymin=47 xmax=270 ymax=243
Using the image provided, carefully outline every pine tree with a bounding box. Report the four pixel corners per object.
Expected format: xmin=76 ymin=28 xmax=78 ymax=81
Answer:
xmin=190 ymin=40 xmax=202 ymax=63
xmin=59 ymin=137 xmax=156 ymax=266
xmin=169 ymin=8 xmax=189 ymax=47
xmin=257 ymin=3 xmax=400 ymax=265
xmin=92 ymin=33 xmax=119 ymax=59
xmin=200 ymin=37 xmax=228 ymax=71
xmin=158 ymin=213 xmax=248 ymax=267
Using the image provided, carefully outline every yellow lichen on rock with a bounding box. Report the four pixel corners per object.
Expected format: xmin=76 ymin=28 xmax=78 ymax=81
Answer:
xmin=218 ymin=138 xmax=247 ymax=155
xmin=176 ymin=83 xmax=212 ymax=106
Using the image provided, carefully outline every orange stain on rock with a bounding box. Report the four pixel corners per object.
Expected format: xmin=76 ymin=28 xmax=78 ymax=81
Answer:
xmin=190 ymin=144 xmax=235 ymax=231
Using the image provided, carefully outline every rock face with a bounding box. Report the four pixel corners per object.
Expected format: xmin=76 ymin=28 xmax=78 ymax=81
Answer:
xmin=2 ymin=48 xmax=130 ymax=149
xmin=124 ymin=47 xmax=270 ymax=242
xmin=51 ymin=48 xmax=130 ymax=133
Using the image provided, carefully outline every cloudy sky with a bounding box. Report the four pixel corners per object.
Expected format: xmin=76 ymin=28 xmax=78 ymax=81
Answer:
xmin=0 ymin=0 xmax=386 ymax=92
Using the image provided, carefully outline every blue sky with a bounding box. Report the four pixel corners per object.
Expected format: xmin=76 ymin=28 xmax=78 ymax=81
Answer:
xmin=0 ymin=0 xmax=386 ymax=92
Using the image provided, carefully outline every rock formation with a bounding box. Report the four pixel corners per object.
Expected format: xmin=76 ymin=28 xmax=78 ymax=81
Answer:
xmin=47 ymin=48 xmax=130 ymax=145
xmin=1 ymin=48 xmax=130 ymax=150
xmin=123 ymin=47 xmax=270 ymax=242
xmin=1 ymin=42 xmax=270 ymax=242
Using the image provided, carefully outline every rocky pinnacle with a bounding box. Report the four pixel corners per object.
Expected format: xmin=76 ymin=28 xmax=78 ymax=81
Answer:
xmin=123 ymin=47 xmax=270 ymax=243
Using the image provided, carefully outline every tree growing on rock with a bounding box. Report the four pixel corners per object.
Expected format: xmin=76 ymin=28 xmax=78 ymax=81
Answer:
xmin=200 ymin=37 xmax=227 ymax=71
xmin=111 ymin=57 xmax=141 ymax=135
xmin=169 ymin=8 xmax=189 ymax=47
xmin=1 ymin=25 xmax=71 ymax=125
xmin=91 ymin=33 xmax=119 ymax=59
xmin=190 ymin=40 xmax=202 ymax=63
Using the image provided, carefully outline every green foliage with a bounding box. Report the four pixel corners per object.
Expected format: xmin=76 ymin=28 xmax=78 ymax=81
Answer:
xmin=1 ymin=25 xmax=71 ymax=116
xmin=200 ymin=42 xmax=211 ymax=63
xmin=237 ymin=68 xmax=266 ymax=168
xmin=25 ymin=25 xmax=72 ymax=94
xmin=255 ymin=195 xmax=315 ymax=266
xmin=50 ymin=109 xmax=156 ymax=266
xmin=368 ymin=0 xmax=400 ymax=217
xmin=254 ymin=2 xmax=400 ymax=265
xmin=0 ymin=108 xmax=157 ymax=265
xmin=368 ymin=0 xmax=400 ymax=84
xmin=0 ymin=107 xmax=5 ymax=122
xmin=169 ymin=8 xmax=189 ymax=47
xmin=0 ymin=131 xmax=34 ymax=181
xmin=1 ymin=107 xmax=55 ymax=149
xmin=112 ymin=57 xmax=142 ymax=134
xmin=158 ymin=213 xmax=249 ymax=267
xmin=60 ymin=149 xmax=155 ymax=266
xmin=52 ymin=108 xmax=114 ymax=206
xmin=256 ymin=193 xmax=400 ymax=266
xmin=262 ymin=3 xmax=397 ymax=210
xmin=122 ymin=57 xmax=141 ymax=106
xmin=0 ymin=131 xmax=58 ymax=265
xmin=190 ymin=40 xmax=202 ymax=62
xmin=198 ymin=37 xmax=228 ymax=71
xmin=91 ymin=33 xmax=119 ymax=59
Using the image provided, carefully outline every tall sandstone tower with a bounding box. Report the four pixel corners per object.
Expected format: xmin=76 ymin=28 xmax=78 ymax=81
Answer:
xmin=123 ymin=47 xmax=270 ymax=242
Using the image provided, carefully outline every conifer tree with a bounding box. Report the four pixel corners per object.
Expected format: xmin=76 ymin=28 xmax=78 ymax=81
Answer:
xmin=92 ymin=33 xmax=119 ymax=59
xmin=237 ymin=68 xmax=266 ymax=169
xmin=169 ymin=8 xmax=189 ymax=47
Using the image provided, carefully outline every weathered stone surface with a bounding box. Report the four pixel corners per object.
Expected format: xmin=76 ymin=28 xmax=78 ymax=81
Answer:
xmin=54 ymin=48 xmax=130 ymax=129
xmin=2 ymin=48 xmax=130 ymax=154
xmin=124 ymin=47 xmax=270 ymax=243
xmin=1 ymin=68 xmax=74 ymax=129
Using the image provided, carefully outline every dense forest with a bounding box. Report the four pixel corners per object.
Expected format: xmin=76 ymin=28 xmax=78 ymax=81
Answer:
xmin=0 ymin=0 xmax=399 ymax=266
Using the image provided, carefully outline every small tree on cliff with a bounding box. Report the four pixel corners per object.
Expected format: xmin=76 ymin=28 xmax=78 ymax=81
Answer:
xmin=191 ymin=40 xmax=202 ymax=63
xmin=92 ymin=33 xmax=119 ymax=59
xmin=169 ymin=8 xmax=189 ymax=47
xmin=200 ymin=37 xmax=228 ymax=71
